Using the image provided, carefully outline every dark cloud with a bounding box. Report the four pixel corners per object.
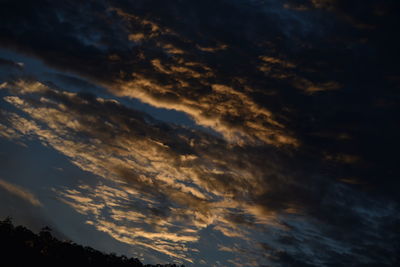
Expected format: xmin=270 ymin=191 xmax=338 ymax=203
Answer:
xmin=0 ymin=0 xmax=399 ymax=266
xmin=0 ymin=57 xmax=24 ymax=70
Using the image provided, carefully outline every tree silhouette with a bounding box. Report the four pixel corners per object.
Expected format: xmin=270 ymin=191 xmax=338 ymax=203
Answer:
xmin=0 ymin=217 xmax=184 ymax=267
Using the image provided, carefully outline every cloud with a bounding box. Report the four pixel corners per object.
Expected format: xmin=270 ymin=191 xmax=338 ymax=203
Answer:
xmin=0 ymin=77 xmax=398 ymax=266
xmin=0 ymin=57 xmax=24 ymax=70
xmin=0 ymin=79 xmax=267 ymax=261
xmin=114 ymin=78 xmax=299 ymax=146
xmin=0 ymin=0 xmax=322 ymax=148
xmin=0 ymin=0 xmax=399 ymax=266
xmin=0 ymin=78 xmax=289 ymax=263
xmin=0 ymin=179 xmax=42 ymax=206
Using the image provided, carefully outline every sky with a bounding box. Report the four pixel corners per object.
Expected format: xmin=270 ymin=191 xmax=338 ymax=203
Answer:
xmin=0 ymin=0 xmax=399 ymax=266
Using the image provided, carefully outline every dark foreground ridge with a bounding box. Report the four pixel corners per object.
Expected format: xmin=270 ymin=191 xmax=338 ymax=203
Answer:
xmin=0 ymin=217 xmax=184 ymax=267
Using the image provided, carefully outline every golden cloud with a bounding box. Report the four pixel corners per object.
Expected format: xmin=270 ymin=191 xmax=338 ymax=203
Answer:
xmin=0 ymin=79 xmax=307 ymax=263
xmin=0 ymin=179 xmax=42 ymax=207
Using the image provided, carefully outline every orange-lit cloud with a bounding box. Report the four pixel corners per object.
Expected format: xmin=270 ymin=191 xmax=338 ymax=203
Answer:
xmin=113 ymin=78 xmax=298 ymax=146
xmin=0 ymin=179 xmax=42 ymax=207
xmin=0 ymin=0 xmax=399 ymax=265
xmin=0 ymin=79 xmax=287 ymax=263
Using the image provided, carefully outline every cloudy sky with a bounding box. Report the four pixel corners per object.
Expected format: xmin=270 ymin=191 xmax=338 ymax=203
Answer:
xmin=0 ymin=0 xmax=399 ymax=266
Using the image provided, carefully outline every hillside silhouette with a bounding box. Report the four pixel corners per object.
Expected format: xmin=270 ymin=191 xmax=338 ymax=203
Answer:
xmin=0 ymin=217 xmax=184 ymax=267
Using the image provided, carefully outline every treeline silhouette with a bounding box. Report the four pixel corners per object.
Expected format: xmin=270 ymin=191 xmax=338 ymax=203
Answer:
xmin=0 ymin=217 xmax=184 ymax=267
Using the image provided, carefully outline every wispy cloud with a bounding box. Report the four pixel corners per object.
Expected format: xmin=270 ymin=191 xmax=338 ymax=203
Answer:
xmin=0 ymin=78 xmax=398 ymax=265
xmin=0 ymin=0 xmax=399 ymax=265
xmin=0 ymin=179 xmax=41 ymax=207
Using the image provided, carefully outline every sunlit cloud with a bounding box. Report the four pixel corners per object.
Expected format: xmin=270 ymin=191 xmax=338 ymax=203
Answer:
xmin=114 ymin=78 xmax=298 ymax=146
xmin=0 ymin=179 xmax=42 ymax=207
xmin=1 ymin=77 xmax=397 ymax=265
xmin=0 ymin=0 xmax=399 ymax=265
xmin=0 ymin=79 xmax=284 ymax=263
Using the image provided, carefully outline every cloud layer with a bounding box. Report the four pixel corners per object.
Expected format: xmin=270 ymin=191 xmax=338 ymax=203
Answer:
xmin=0 ymin=0 xmax=399 ymax=266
